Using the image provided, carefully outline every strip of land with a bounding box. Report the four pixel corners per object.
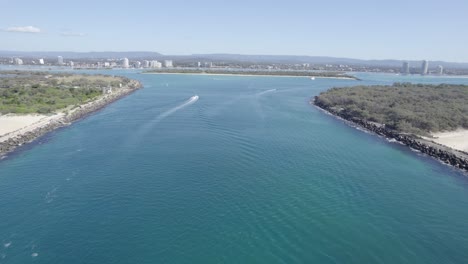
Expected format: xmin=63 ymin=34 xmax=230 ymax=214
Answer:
xmin=143 ymin=69 xmax=359 ymax=80
xmin=313 ymin=83 xmax=468 ymax=171
xmin=0 ymin=71 xmax=142 ymax=156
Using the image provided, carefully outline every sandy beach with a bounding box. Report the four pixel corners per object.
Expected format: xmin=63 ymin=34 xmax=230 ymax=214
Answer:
xmin=0 ymin=79 xmax=142 ymax=156
xmin=0 ymin=114 xmax=63 ymax=142
xmin=426 ymin=129 xmax=468 ymax=152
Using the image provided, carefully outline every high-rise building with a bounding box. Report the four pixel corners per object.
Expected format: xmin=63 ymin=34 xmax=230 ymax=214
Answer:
xmin=437 ymin=65 xmax=444 ymax=75
xmin=143 ymin=60 xmax=150 ymax=68
xmin=164 ymin=60 xmax=173 ymax=68
xmin=13 ymin=58 xmax=23 ymax=65
xmin=69 ymin=61 xmax=74 ymax=67
xmin=401 ymin=61 xmax=410 ymax=74
xmin=421 ymin=60 xmax=429 ymax=75
xmin=57 ymin=56 xmax=64 ymax=65
xmin=197 ymin=61 xmax=201 ymax=67
xmin=38 ymin=58 xmax=45 ymax=65
xmin=150 ymin=60 xmax=162 ymax=68
xmin=134 ymin=61 xmax=141 ymax=68
xmin=122 ymin=58 xmax=129 ymax=68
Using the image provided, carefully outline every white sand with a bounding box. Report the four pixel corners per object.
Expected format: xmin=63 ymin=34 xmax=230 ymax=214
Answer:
xmin=0 ymin=80 xmax=141 ymax=151
xmin=427 ymin=129 xmax=468 ymax=152
xmin=0 ymin=114 xmax=63 ymax=142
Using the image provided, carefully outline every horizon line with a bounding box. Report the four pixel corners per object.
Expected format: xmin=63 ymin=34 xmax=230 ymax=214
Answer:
xmin=0 ymin=50 xmax=467 ymax=64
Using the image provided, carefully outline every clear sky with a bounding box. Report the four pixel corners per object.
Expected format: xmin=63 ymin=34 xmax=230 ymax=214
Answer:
xmin=1 ymin=0 xmax=468 ymax=62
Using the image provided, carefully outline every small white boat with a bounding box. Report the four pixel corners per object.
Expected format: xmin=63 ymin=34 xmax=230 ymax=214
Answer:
xmin=310 ymin=77 xmax=315 ymax=80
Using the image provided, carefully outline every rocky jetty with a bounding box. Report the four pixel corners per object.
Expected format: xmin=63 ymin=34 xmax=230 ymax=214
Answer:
xmin=313 ymin=97 xmax=468 ymax=172
xmin=0 ymin=80 xmax=142 ymax=157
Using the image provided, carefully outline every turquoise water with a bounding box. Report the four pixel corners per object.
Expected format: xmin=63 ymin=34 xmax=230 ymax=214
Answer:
xmin=1 ymin=72 xmax=468 ymax=263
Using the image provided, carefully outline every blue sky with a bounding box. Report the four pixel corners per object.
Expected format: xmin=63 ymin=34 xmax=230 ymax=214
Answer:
xmin=1 ymin=0 xmax=468 ymax=62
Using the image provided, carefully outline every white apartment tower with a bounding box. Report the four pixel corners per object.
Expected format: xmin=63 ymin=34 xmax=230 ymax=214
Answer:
xmin=122 ymin=58 xmax=129 ymax=68
xmin=151 ymin=60 xmax=162 ymax=68
xmin=164 ymin=60 xmax=173 ymax=68
xmin=13 ymin=58 xmax=23 ymax=65
xmin=437 ymin=65 xmax=444 ymax=75
xmin=421 ymin=60 xmax=429 ymax=75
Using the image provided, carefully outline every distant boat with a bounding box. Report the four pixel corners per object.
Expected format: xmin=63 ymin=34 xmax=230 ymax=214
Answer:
xmin=310 ymin=77 xmax=315 ymax=80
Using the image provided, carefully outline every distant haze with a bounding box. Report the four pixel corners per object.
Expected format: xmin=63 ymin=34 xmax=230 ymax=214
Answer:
xmin=1 ymin=51 xmax=468 ymax=69
xmin=1 ymin=1 xmax=468 ymax=62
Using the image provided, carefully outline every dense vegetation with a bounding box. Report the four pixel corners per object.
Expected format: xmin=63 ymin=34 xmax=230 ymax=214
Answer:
xmin=0 ymin=71 xmax=130 ymax=114
xmin=0 ymin=86 xmax=102 ymax=114
xmin=145 ymin=69 xmax=358 ymax=79
xmin=315 ymin=83 xmax=468 ymax=135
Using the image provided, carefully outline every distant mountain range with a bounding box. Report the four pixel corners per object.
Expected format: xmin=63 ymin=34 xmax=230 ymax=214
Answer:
xmin=1 ymin=51 xmax=468 ymax=69
xmin=188 ymin=54 xmax=468 ymax=69
xmin=0 ymin=51 xmax=162 ymax=59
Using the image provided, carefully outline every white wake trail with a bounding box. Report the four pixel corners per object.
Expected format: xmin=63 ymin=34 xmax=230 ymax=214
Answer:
xmin=124 ymin=95 xmax=199 ymax=148
xmin=156 ymin=95 xmax=199 ymax=121
xmin=256 ymin=89 xmax=276 ymax=96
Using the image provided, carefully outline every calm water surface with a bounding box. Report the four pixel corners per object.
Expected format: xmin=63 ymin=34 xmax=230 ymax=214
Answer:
xmin=0 ymin=71 xmax=467 ymax=263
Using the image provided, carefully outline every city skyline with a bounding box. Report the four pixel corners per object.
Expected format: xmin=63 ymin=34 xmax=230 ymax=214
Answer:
xmin=2 ymin=0 xmax=468 ymax=62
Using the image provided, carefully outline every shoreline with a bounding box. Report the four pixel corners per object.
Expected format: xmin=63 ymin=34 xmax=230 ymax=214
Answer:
xmin=0 ymin=80 xmax=142 ymax=157
xmin=142 ymin=71 xmax=358 ymax=80
xmin=312 ymin=97 xmax=468 ymax=172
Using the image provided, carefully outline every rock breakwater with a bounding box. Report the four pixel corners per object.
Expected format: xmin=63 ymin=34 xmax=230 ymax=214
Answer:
xmin=313 ymin=97 xmax=468 ymax=172
xmin=0 ymin=80 xmax=142 ymax=157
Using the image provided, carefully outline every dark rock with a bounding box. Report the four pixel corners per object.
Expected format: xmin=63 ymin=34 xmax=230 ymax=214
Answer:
xmin=0 ymin=81 xmax=142 ymax=157
xmin=312 ymin=97 xmax=468 ymax=172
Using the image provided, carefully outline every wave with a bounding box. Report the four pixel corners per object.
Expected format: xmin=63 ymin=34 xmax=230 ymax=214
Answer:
xmin=410 ymin=148 xmax=421 ymax=153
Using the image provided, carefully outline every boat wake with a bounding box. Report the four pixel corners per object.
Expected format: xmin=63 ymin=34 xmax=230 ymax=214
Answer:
xmin=156 ymin=95 xmax=199 ymax=121
xmin=256 ymin=89 xmax=276 ymax=96
xmin=125 ymin=95 xmax=199 ymax=148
